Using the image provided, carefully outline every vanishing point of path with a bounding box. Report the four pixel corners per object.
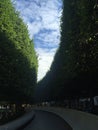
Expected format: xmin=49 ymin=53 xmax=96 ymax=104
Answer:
xmin=22 ymin=110 xmax=72 ymax=130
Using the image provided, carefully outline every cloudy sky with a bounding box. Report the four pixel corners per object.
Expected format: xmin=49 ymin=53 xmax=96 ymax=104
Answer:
xmin=14 ymin=0 xmax=62 ymax=81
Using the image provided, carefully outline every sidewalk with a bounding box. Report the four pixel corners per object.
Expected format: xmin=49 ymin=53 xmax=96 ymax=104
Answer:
xmin=33 ymin=107 xmax=98 ymax=130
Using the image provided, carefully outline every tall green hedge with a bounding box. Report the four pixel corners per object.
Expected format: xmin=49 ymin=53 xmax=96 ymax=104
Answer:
xmin=0 ymin=0 xmax=38 ymax=103
xmin=34 ymin=0 xmax=98 ymax=102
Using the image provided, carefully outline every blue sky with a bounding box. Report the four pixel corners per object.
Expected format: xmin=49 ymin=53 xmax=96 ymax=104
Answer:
xmin=14 ymin=0 xmax=62 ymax=81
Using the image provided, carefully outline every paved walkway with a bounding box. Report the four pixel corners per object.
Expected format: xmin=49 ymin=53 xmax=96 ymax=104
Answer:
xmin=22 ymin=110 xmax=72 ymax=130
xmin=34 ymin=107 xmax=98 ymax=130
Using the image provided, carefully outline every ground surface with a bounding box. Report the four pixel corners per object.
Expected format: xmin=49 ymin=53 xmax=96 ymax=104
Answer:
xmin=22 ymin=110 xmax=72 ymax=130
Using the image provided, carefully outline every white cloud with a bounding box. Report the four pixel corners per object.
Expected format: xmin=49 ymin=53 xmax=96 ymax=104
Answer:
xmin=27 ymin=22 xmax=42 ymax=37
xmin=14 ymin=0 xmax=62 ymax=81
xmin=35 ymin=30 xmax=60 ymax=48
xmin=15 ymin=0 xmax=62 ymax=38
xmin=36 ymin=48 xmax=56 ymax=81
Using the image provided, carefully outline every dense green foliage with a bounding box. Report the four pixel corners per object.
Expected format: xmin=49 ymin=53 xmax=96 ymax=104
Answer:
xmin=0 ymin=0 xmax=38 ymax=103
xmin=34 ymin=0 xmax=98 ymax=102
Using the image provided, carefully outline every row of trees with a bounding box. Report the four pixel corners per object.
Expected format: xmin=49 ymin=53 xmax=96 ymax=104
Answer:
xmin=34 ymin=0 xmax=98 ymax=102
xmin=0 ymin=0 xmax=38 ymax=103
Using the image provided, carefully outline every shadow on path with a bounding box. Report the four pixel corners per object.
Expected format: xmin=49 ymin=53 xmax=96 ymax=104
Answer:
xmin=22 ymin=110 xmax=72 ymax=130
